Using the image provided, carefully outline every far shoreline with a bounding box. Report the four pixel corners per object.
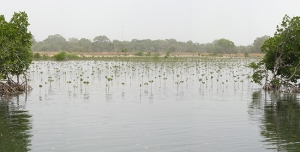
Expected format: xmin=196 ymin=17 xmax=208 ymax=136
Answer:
xmin=34 ymin=51 xmax=265 ymax=58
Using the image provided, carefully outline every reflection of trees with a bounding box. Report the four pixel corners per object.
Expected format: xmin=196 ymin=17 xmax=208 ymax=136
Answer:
xmin=0 ymin=95 xmax=32 ymax=151
xmin=250 ymin=90 xmax=300 ymax=151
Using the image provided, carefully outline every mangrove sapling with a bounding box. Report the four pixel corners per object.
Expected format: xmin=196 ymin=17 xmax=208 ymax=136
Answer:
xmin=121 ymin=82 xmax=125 ymax=92
xmin=175 ymin=81 xmax=181 ymax=94
xmin=142 ymin=82 xmax=147 ymax=93
xmin=149 ymin=80 xmax=154 ymax=91
xmin=105 ymin=76 xmax=113 ymax=94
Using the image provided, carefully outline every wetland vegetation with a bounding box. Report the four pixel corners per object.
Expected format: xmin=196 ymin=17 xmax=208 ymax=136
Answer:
xmin=1 ymin=58 xmax=300 ymax=151
xmin=1 ymin=11 xmax=300 ymax=151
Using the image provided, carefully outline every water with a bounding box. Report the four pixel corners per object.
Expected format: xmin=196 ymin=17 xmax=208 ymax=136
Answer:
xmin=1 ymin=59 xmax=300 ymax=151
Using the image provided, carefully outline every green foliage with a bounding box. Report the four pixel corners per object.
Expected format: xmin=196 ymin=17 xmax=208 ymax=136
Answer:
xmin=134 ymin=50 xmax=144 ymax=56
xmin=31 ymin=34 xmax=256 ymax=54
xmin=248 ymin=59 xmax=267 ymax=85
xmin=249 ymin=15 xmax=300 ymax=91
xmin=0 ymin=12 xmax=33 ymax=79
xmin=66 ymin=53 xmax=80 ymax=59
xmin=212 ymin=38 xmax=236 ymax=54
xmin=252 ymin=35 xmax=270 ymax=53
xmin=263 ymin=15 xmax=300 ymax=82
xmin=121 ymin=48 xmax=128 ymax=55
xmin=93 ymin=35 xmax=110 ymax=43
xmin=0 ymin=74 xmax=6 ymax=79
xmin=53 ymin=51 xmax=79 ymax=61
xmin=164 ymin=51 xmax=171 ymax=58
xmin=244 ymin=52 xmax=249 ymax=58
xmin=54 ymin=51 xmax=67 ymax=61
xmin=33 ymin=53 xmax=41 ymax=59
xmin=42 ymin=54 xmax=49 ymax=60
xmin=153 ymin=53 xmax=160 ymax=60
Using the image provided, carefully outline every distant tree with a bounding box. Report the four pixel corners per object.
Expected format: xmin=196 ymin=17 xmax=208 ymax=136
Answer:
xmin=78 ymin=38 xmax=92 ymax=52
xmin=249 ymin=15 xmax=300 ymax=92
xmin=93 ymin=35 xmax=110 ymax=43
xmin=44 ymin=34 xmax=66 ymax=43
xmin=213 ymin=38 xmax=236 ymax=53
xmin=252 ymin=35 xmax=270 ymax=53
xmin=68 ymin=37 xmax=79 ymax=43
xmin=186 ymin=40 xmax=196 ymax=52
xmin=42 ymin=34 xmax=67 ymax=51
xmin=31 ymin=33 xmax=270 ymax=55
xmin=235 ymin=45 xmax=253 ymax=54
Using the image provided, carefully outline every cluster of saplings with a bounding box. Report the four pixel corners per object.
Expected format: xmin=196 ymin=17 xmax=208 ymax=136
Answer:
xmin=0 ymin=12 xmax=32 ymax=95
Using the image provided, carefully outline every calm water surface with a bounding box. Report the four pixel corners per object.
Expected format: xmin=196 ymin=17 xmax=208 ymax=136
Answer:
xmin=1 ymin=59 xmax=300 ymax=151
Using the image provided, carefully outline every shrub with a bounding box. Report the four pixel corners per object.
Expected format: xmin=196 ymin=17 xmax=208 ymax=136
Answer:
xmin=54 ymin=51 xmax=67 ymax=61
xmin=42 ymin=54 xmax=49 ymax=60
xmin=66 ymin=53 xmax=80 ymax=59
xmin=33 ymin=53 xmax=41 ymax=59
xmin=164 ymin=51 xmax=171 ymax=58
xmin=53 ymin=51 xmax=80 ymax=61
xmin=134 ymin=50 xmax=144 ymax=56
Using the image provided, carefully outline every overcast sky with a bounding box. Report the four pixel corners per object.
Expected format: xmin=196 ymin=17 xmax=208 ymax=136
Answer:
xmin=1 ymin=0 xmax=300 ymax=45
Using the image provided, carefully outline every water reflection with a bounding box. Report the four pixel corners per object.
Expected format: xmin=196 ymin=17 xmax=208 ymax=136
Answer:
xmin=0 ymin=95 xmax=32 ymax=151
xmin=250 ymin=91 xmax=300 ymax=151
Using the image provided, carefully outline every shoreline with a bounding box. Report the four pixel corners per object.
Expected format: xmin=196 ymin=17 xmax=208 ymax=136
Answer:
xmin=34 ymin=51 xmax=264 ymax=58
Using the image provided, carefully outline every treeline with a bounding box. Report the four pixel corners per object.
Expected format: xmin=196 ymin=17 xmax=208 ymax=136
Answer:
xmin=32 ymin=34 xmax=270 ymax=54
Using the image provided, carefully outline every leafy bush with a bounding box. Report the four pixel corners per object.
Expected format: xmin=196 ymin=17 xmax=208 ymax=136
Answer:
xmin=33 ymin=53 xmax=41 ymax=59
xmin=164 ymin=51 xmax=171 ymax=58
xmin=54 ymin=51 xmax=79 ymax=61
xmin=42 ymin=54 xmax=50 ymax=60
xmin=54 ymin=51 xmax=67 ymax=61
xmin=66 ymin=53 xmax=80 ymax=59
xmin=134 ymin=50 xmax=144 ymax=56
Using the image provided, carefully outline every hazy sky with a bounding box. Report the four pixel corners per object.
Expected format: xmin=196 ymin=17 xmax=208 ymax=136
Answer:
xmin=1 ymin=0 xmax=300 ymax=45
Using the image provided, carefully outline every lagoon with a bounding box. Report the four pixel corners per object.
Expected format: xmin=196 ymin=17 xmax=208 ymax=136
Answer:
xmin=1 ymin=59 xmax=300 ymax=151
